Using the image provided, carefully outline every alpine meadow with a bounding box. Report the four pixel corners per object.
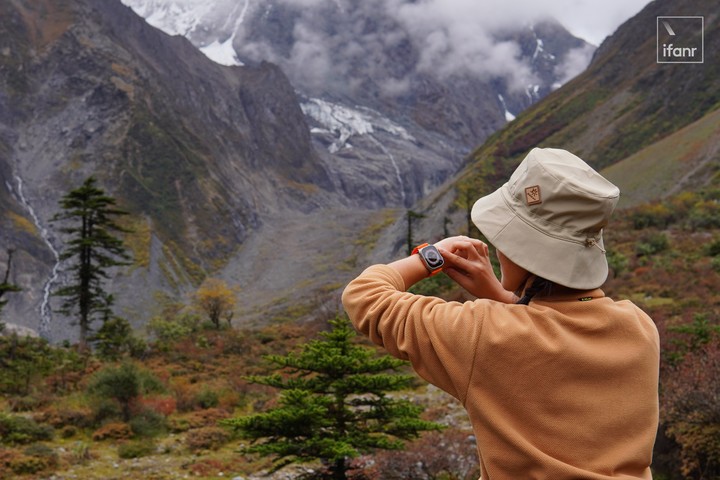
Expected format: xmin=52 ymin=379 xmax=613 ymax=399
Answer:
xmin=0 ymin=0 xmax=718 ymax=478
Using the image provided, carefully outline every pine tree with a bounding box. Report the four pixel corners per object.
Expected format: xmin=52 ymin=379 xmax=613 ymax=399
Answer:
xmin=223 ymin=316 xmax=443 ymax=479
xmin=51 ymin=177 xmax=131 ymax=350
xmin=0 ymin=249 xmax=21 ymax=325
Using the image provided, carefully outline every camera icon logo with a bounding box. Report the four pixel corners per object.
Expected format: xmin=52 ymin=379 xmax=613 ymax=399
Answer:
xmin=657 ymin=16 xmax=704 ymax=64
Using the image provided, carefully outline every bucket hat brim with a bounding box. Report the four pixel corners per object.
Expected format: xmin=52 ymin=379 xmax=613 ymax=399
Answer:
xmin=471 ymin=184 xmax=609 ymax=290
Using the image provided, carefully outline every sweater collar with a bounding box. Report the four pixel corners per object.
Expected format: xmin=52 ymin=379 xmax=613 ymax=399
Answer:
xmin=531 ymin=288 xmax=606 ymax=303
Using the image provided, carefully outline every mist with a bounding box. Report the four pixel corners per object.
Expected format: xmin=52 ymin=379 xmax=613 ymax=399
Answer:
xmin=227 ymin=0 xmax=629 ymax=97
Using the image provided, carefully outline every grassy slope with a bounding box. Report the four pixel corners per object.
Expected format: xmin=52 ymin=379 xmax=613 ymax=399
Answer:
xmin=602 ymin=107 xmax=720 ymax=208
xmin=459 ymin=0 xmax=719 ymax=196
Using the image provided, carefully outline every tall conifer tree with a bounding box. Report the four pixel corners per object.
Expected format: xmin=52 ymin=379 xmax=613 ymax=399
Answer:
xmin=0 ymin=249 xmax=21 ymax=322
xmin=51 ymin=177 xmax=131 ymax=349
xmin=224 ymin=316 xmax=442 ymax=480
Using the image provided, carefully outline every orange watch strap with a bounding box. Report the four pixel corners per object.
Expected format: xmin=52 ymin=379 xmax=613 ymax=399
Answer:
xmin=412 ymin=243 xmax=443 ymax=276
xmin=411 ymin=243 xmax=429 ymax=256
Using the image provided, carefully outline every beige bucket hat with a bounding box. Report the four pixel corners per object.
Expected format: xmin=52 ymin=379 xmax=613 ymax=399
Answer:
xmin=471 ymin=148 xmax=620 ymax=290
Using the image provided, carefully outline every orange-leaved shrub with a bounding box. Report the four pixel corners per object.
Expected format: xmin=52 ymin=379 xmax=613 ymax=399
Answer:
xmin=661 ymin=337 xmax=720 ymax=479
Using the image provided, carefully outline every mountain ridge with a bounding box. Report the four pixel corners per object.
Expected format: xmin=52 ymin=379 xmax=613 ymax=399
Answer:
xmin=1 ymin=0 xmax=343 ymax=338
xmin=3 ymin=0 xmax=717 ymax=339
xmin=1 ymin=0 xmax=596 ymax=336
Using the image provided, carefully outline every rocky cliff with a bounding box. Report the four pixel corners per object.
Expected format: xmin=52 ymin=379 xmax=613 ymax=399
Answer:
xmin=0 ymin=0 xmax=344 ymax=338
xmin=123 ymin=0 xmax=595 ymax=205
xmin=1 ymin=0 xmax=598 ymax=338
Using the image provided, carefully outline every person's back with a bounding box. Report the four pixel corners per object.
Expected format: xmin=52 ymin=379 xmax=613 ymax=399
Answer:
xmin=463 ymin=295 xmax=659 ymax=479
xmin=342 ymin=148 xmax=660 ymax=479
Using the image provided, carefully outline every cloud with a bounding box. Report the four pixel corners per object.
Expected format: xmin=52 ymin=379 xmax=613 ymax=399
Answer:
xmin=228 ymin=0 xmax=649 ymax=96
xmin=554 ymin=43 xmax=596 ymax=85
xmin=393 ymin=2 xmax=537 ymax=91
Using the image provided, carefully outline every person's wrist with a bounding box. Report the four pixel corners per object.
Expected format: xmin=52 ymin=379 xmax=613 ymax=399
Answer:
xmin=412 ymin=243 xmax=444 ymax=276
xmin=388 ymin=254 xmax=430 ymax=290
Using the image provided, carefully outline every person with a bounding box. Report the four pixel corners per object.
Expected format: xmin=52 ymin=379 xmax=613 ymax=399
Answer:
xmin=342 ymin=148 xmax=659 ymax=479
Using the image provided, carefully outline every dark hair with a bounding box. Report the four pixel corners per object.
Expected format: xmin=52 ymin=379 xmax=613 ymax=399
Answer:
xmin=516 ymin=276 xmax=557 ymax=305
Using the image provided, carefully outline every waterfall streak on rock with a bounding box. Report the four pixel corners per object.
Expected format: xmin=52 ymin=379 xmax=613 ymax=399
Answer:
xmin=13 ymin=174 xmax=60 ymax=339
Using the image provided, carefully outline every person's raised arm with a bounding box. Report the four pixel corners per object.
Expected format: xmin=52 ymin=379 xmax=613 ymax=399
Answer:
xmin=435 ymin=236 xmax=517 ymax=304
xmin=386 ymin=253 xmax=431 ymax=290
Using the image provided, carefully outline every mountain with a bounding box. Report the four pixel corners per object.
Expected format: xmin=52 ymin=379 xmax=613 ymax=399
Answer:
xmin=0 ymin=0 xmax=594 ymax=339
xmin=452 ymin=0 xmax=719 ymax=200
xmin=0 ymin=0 xmax=340 ymax=338
xmin=353 ymin=0 xmax=718 ymax=291
xmin=7 ymin=0 xmax=712 ymax=341
xmin=121 ymin=0 xmax=595 ymax=203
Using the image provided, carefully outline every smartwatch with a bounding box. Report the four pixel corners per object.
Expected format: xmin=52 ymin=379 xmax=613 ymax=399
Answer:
xmin=412 ymin=243 xmax=444 ymax=276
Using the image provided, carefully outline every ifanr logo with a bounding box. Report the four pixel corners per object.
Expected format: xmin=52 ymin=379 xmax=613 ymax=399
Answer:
xmin=657 ymin=16 xmax=704 ymax=64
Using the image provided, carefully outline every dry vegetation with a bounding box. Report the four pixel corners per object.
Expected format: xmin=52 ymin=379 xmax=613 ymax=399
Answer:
xmin=1 ymin=180 xmax=719 ymax=480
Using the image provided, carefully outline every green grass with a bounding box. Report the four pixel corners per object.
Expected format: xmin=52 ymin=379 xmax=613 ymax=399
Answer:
xmin=602 ymin=106 xmax=720 ymax=208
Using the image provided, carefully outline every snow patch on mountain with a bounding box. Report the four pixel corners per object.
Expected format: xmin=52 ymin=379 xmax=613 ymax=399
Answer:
xmin=498 ymin=94 xmax=516 ymax=122
xmin=200 ymin=38 xmax=242 ymax=66
xmin=197 ymin=0 xmax=249 ymax=66
xmin=301 ymin=98 xmax=414 ymax=154
xmin=121 ymin=0 xmax=211 ymax=36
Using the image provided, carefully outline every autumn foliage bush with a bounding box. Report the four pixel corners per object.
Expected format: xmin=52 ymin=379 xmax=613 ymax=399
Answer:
xmin=139 ymin=395 xmax=177 ymax=417
xmin=91 ymin=422 xmax=132 ymax=441
xmin=33 ymin=406 xmax=94 ymax=429
xmin=185 ymin=426 xmax=231 ymax=452
xmin=366 ymin=429 xmax=480 ymax=480
xmin=660 ymin=337 xmax=720 ymax=479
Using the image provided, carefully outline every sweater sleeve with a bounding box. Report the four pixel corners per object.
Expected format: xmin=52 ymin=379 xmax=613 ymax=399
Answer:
xmin=342 ymin=264 xmax=484 ymax=404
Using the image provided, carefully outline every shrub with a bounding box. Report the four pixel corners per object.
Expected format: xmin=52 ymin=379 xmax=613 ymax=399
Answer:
xmin=635 ymin=233 xmax=670 ymax=257
xmin=630 ymin=203 xmax=674 ymax=229
xmin=9 ymin=454 xmax=48 ymax=475
xmin=139 ymin=395 xmax=177 ymax=417
xmin=8 ymin=394 xmax=49 ymax=412
xmin=661 ymin=338 xmax=720 ymax=478
xmin=92 ymin=422 xmax=132 ymax=441
xmin=712 ymin=256 xmax=720 ymax=274
xmin=60 ymin=425 xmax=78 ymax=439
xmin=0 ymin=413 xmax=54 ymax=445
xmin=607 ymin=249 xmax=629 ymax=278
xmin=23 ymin=443 xmax=58 ymax=469
xmin=195 ymin=388 xmax=219 ymax=409
xmin=87 ymin=362 xmax=165 ymax=422
xmin=688 ymin=200 xmax=720 ymax=229
xmin=34 ymin=406 xmax=93 ymax=429
xmin=367 ymin=429 xmax=480 ymax=480
xmin=0 ymin=335 xmax=55 ymax=396
xmin=147 ymin=313 xmax=200 ymax=347
xmin=91 ymin=317 xmax=148 ymax=360
xmin=68 ymin=441 xmax=94 ymax=465
xmin=92 ymin=398 xmax=122 ymax=425
xmin=169 ymin=408 xmax=229 ymax=433
xmin=185 ymin=458 xmax=236 ymax=477
xmin=129 ymin=409 xmax=167 ymax=438
xmin=706 ymin=238 xmax=720 ymax=257
xmin=117 ymin=439 xmax=156 ymax=459
xmin=0 ymin=448 xmax=20 ymax=478
xmin=409 ymin=271 xmax=456 ymax=297
xmin=185 ymin=426 xmax=231 ymax=452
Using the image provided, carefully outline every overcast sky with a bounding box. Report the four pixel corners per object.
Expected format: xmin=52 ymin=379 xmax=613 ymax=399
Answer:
xmin=257 ymin=0 xmax=657 ymax=95
xmin=523 ymin=0 xmax=653 ymax=45
xmin=127 ymin=0 xmax=657 ymax=95
xmin=277 ymin=0 xmax=654 ymax=46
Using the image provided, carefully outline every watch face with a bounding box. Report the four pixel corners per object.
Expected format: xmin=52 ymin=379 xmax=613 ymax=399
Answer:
xmin=421 ymin=245 xmax=444 ymax=270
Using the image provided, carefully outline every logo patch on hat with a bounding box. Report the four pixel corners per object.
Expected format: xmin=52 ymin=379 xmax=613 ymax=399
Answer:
xmin=525 ymin=185 xmax=542 ymax=205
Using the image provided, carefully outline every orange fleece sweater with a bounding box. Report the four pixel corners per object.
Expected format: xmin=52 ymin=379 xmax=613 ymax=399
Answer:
xmin=342 ymin=265 xmax=660 ymax=480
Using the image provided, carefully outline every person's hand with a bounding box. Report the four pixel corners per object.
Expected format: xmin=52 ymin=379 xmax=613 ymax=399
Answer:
xmin=435 ymin=236 xmax=517 ymax=303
